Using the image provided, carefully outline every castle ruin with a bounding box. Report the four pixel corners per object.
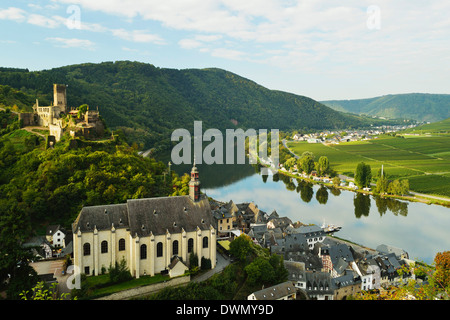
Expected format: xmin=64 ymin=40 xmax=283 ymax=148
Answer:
xmin=19 ymin=84 xmax=104 ymax=142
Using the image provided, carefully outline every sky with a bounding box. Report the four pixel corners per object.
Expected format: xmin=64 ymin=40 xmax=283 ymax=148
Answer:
xmin=0 ymin=0 xmax=449 ymax=101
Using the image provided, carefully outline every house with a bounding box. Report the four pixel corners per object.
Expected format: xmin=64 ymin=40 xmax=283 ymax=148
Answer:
xmin=332 ymin=271 xmax=361 ymax=300
xmin=375 ymin=253 xmax=405 ymax=286
xmin=303 ymin=271 xmax=335 ymax=300
xmin=212 ymin=205 xmax=233 ymax=237
xmin=248 ymin=281 xmax=296 ymax=300
xmin=46 ymin=225 xmax=66 ymax=248
xmin=296 ymin=225 xmax=326 ymax=250
xmin=267 ymin=216 xmax=293 ymax=231
xmin=284 ymin=260 xmax=307 ymax=294
xmin=354 ymin=258 xmax=381 ymax=291
xmin=23 ymin=236 xmax=53 ymax=260
xmin=319 ymin=241 xmax=354 ymax=277
xmin=376 ymin=244 xmax=409 ymax=260
xmin=72 ymin=163 xmax=216 ymax=279
xmin=168 ymin=256 xmax=188 ymax=278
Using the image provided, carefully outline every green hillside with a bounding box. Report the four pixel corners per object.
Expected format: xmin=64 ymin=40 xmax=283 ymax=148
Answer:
xmin=403 ymin=117 xmax=450 ymax=134
xmin=0 ymin=84 xmax=36 ymax=112
xmin=321 ymin=93 xmax=450 ymax=122
xmin=0 ymin=61 xmax=398 ymax=149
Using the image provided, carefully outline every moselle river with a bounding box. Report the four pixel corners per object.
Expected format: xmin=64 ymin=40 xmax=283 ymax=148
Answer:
xmin=172 ymin=162 xmax=450 ymax=265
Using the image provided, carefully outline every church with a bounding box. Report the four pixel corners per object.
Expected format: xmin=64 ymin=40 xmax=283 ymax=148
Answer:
xmin=72 ymin=162 xmax=216 ymax=278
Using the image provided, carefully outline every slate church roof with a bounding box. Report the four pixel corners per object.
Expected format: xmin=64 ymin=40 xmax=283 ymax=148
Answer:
xmin=72 ymin=194 xmax=213 ymax=238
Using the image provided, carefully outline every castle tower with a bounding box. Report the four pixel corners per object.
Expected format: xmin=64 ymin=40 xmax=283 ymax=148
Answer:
xmin=189 ymin=159 xmax=201 ymax=202
xmin=53 ymin=84 xmax=67 ymax=114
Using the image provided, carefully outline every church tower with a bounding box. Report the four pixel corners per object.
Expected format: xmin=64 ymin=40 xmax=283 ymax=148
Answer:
xmin=189 ymin=159 xmax=201 ymax=202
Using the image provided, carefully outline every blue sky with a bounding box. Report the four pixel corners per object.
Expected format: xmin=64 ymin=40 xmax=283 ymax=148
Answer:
xmin=0 ymin=0 xmax=449 ymax=100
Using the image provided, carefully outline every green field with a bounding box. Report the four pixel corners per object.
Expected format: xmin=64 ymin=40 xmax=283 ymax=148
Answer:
xmin=287 ymin=135 xmax=450 ymax=198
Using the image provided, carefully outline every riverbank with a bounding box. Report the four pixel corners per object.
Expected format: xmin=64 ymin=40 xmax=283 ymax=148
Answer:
xmin=258 ymin=159 xmax=450 ymax=208
xmin=278 ymin=140 xmax=450 ymax=208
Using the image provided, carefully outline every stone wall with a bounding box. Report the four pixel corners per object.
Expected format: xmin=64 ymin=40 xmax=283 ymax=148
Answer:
xmin=95 ymin=275 xmax=190 ymax=300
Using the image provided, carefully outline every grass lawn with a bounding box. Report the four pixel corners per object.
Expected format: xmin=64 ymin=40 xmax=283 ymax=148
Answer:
xmin=286 ymin=135 xmax=450 ymax=198
xmin=82 ymin=273 xmax=170 ymax=299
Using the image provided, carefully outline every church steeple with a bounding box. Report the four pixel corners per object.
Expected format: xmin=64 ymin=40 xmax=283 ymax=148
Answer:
xmin=189 ymin=158 xmax=201 ymax=202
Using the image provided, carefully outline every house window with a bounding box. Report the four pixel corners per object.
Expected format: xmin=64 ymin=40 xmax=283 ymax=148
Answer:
xmin=140 ymin=244 xmax=147 ymax=260
xmin=188 ymin=238 xmax=194 ymax=253
xmin=83 ymin=243 xmax=91 ymax=256
xmin=101 ymin=241 xmax=108 ymax=254
xmin=157 ymin=242 xmax=163 ymax=257
xmin=118 ymin=238 xmax=125 ymax=251
xmin=84 ymin=266 xmax=90 ymax=275
xmin=173 ymin=240 xmax=179 ymax=256
xmin=202 ymin=236 xmax=208 ymax=249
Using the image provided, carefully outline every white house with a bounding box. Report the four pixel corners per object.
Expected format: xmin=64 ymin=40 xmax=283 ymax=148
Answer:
xmin=46 ymin=225 xmax=66 ymax=248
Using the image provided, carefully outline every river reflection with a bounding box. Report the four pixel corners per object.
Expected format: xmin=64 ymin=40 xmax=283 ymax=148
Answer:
xmin=186 ymin=164 xmax=450 ymax=264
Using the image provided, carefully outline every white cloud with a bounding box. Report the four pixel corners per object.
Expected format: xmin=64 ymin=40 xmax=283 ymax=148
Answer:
xmin=27 ymin=14 xmax=60 ymax=28
xmin=178 ymin=38 xmax=203 ymax=50
xmin=46 ymin=37 xmax=96 ymax=50
xmin=211 ymin=48 xmax=246 ymax=61
xmin=111 ymin=29 xmax=166 ymax=44
xmin=6 ymin=1 xmax=450 ymax=97
xmin=0 ymin=7 xmax=27 ymax=22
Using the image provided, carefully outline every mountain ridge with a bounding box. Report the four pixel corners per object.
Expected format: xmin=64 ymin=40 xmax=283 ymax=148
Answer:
xmin=321 ymin=93 xmax=450 ymax=122
xmin=0 ymin=60 xmax=400 ymax=149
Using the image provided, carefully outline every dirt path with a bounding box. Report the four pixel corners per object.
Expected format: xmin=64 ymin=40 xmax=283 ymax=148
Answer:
xmin=21 ymin=126 xmax=48 ymax=138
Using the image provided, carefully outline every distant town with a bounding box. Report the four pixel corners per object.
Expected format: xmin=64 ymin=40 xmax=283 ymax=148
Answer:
xmin=290 ymin=123 xmax=419 ymax=145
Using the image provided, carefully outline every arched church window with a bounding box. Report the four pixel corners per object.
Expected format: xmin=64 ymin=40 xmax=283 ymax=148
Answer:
xmin=157 ymin=242 xmax=163 ymax=257
xmin=173 ymin=240 xmax=179 ymax=255
xmin=188 ymin=238 xmax=194 ymax=253
xmin=140 ymin=244 xmax=147 ymax=260
xmin=83 ymin=243 xmax=90 ymax=256
xmin=118 ymin=238 xmax=125 ymax=251
xmin=101 ymin=241 xmax=108 ymax=254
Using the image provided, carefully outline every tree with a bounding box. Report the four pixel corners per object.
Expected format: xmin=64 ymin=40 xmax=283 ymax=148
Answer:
xmin=375 ymin=176 xmax=389 ymax=194
xmin=229 ymin=234 xmax=253 ymax=263
xmin=316 ymin=156 xmax=330 ymax=176
xmin=244 ymin=257 xmax=275 ymax=286
xmin=332 ymin=176 xmax=341 ymax=186
xmin=108 ymin=257 xmax=132 ymax=283
xmin=355 ymin=162 xmax=372 ymax=188
xmin=434 ymin=251 xmax=450 ymax=291
xmin=77 ymin=104 xmax=88 ymax=118
xmin=298 ymin=154 xmax=315 ymax=175
xmin=284 ymin=157 xmax=297 ymax=171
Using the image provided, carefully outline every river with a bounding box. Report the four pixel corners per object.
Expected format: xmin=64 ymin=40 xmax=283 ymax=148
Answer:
xmin=166 ymin=159 xmax=450 ymax=264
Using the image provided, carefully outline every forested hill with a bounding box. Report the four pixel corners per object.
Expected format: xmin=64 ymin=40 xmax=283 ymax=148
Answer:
xmin=321 ymin=93 xmax=450 ymax=123
xmin=0 ymin=61 xmax=391 ymax=149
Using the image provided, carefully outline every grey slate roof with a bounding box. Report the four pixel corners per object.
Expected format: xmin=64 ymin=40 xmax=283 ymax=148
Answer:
xmin=72 ymin=195 xmax=213 ymax=238
xmin=304 ymin=271 xmax=335 ymax=295
xmin=333 ymin=270 xmax=361 ymax=288
xmin=72 ymin=203 xmax=129 ymax=233
xmin=251 ymin=281 xmax=296 ymax=300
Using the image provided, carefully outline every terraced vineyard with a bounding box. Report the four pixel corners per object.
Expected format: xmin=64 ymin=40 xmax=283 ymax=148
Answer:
xmin=287 ymin=135 xmax=450 ymax=198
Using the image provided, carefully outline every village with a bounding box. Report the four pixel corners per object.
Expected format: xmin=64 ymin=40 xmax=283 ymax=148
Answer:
xmin=23 ymin=193 xmax=419 ymax=300
xmin=290 ymin=124 xmax=417 ymax=145
xmin=211 ymin=199 xmax=418 ymax=300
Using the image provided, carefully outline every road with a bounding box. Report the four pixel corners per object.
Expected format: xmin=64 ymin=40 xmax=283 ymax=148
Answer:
xmin=30 ymin=258 xmax=72 ymax=298
xmin=191 ymin=250 xmax=231 ymax=283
